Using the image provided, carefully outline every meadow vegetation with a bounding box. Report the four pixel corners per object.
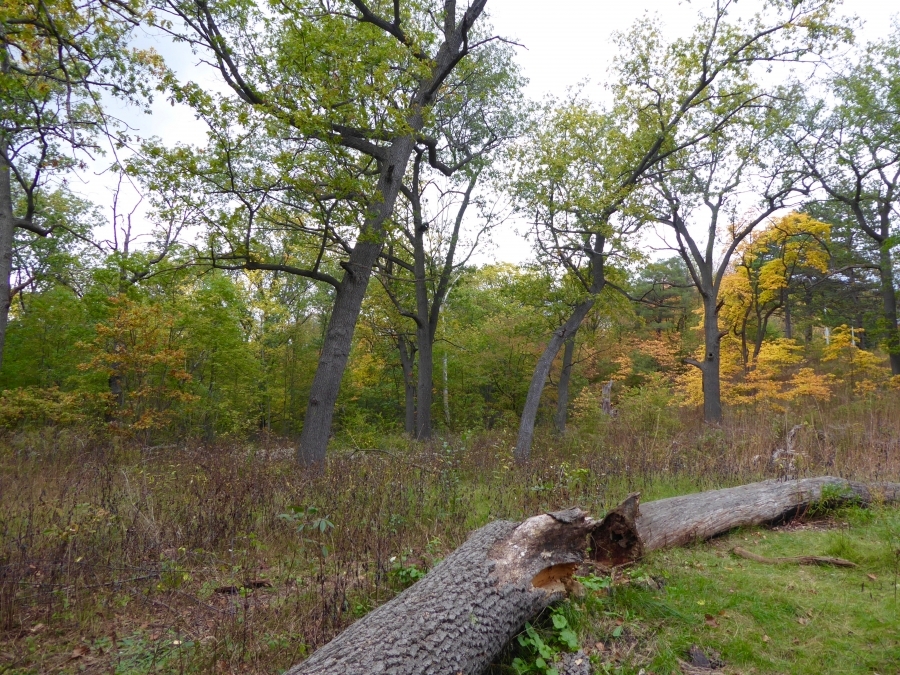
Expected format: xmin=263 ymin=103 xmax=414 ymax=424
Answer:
xmin=2 ymin=392 xmax=899 ymax=674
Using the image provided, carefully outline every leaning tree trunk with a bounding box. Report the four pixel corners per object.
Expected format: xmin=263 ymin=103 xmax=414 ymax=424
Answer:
xmin=298 ymin=138 xmax=416 ymax=466
xmin=514 ymin=299 xmax=594 ymax=464
xmin=288 ymin=477 xmax=900 ymax=674
xmin=286 ymin=508 xmax=595 ymax=675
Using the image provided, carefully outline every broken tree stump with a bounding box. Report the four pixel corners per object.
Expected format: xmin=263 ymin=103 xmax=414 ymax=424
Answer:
xmin=592 ymin=476 xmax=900 ymax=565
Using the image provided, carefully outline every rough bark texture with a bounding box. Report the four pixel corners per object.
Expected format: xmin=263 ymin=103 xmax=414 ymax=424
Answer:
xmin=286 ymin=509 xmax=595 ymax=675
xmin=592 ymin=477 xmax=900 ymax=564
xmin=700 ymin=298 xmax=723 ymax=424
xmin=289 ymin=477 xmax=900 ymax=674
xmin=298 ymin=236 xmax=390 ymax=466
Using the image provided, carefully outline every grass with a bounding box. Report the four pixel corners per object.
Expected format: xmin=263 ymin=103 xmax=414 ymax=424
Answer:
xmin=1 ymin=397 xmax=900 ymax=673
xmin=545 ymin=505 xmax=900 ymax=674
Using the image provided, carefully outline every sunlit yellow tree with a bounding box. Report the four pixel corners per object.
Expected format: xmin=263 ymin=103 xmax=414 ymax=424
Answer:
xmin=720 ymin=212 xmax=830 ymax=370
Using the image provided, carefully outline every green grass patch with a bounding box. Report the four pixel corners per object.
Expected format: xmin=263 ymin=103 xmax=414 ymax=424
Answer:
xmin=554 ymin=505 xmax=900 ymax=674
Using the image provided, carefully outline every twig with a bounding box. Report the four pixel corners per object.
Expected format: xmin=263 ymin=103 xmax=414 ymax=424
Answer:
xmin=732 ymin=546 xmax=857 ymax=568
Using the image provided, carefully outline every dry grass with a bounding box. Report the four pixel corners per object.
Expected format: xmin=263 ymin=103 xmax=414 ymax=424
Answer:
xmin=1 ymin=395 xmax=899 ymax=673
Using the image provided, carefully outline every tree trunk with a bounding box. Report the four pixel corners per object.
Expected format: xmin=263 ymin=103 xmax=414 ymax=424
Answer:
xmin=601 ymin=380 xmax=614 ymax=416
xmin=416 ymin=330 xmax=433 ymax=439
xmin=286 ymin=508 xmax=595 ymax=675
xmin=397 ymin=335 xmax=416 ymax=435
xmin=553 ymin=334 xmax=576 ymax=435
xmin=514 ymin=298 xmax=595 ymax=464
xmin=298 ymin=139 xmax=416 ymax=465
xmin=700 ymin=299 xmax=723 ymax=424
xmin=591 ymin=477 xmax=900 ymax=565
xmin=0 ymin=146 xmax=15 ymax=372
xmin=783 ymin=289 xmax=792 ymax=340
xmin=296 ymin=0 xmax=489 ymax=465
xmin=442 ymin=351 xmax=451 ymax=428
xmin=877 ymin=245 xmax=900 ymax=375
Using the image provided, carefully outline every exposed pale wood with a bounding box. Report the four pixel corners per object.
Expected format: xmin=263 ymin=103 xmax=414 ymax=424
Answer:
xmin=731 ymin=546 xmax=857 ymax=568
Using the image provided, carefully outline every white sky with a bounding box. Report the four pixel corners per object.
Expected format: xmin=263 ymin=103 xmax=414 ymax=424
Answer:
xmin=70 ymin=0 xmax=899 ymax=263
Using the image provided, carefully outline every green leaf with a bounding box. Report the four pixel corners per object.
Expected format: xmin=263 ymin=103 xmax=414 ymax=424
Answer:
xmin=558 ymin=628 xmax=579 ymax=650
xmin=551 ymin=614 xmax=568 ymax=630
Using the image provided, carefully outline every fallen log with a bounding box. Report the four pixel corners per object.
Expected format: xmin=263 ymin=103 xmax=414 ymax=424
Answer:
xmin=731 ymin=546 xmax=857 ymax=568
xmin=288 ymin=477 xmax=900 ymax=674
xmin=591 ymin=476 xmax=900 ymax=565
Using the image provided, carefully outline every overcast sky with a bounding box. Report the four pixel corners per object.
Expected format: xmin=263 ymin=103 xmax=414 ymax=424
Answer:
xmin=74 ymin=0 xmax=899 ymax=263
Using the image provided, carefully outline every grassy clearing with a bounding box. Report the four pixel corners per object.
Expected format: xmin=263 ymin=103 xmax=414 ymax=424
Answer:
xmin=1 ymin=401 xmax=899 ymax=673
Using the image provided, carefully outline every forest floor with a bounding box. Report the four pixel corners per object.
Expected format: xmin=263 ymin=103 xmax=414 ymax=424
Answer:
xmin=1 ymin=404 xmax=899 ymax=674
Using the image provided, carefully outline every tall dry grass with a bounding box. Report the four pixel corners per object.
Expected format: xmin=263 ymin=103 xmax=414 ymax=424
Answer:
xmin=1 ymin=395 xmax=899 ymax=673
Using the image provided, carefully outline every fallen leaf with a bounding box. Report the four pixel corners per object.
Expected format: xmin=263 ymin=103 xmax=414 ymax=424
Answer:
xmin=594 ymin=642 xmax=606 ymax=652
xmin=705 ymin=614 xmax=718 ymax=627
xmin=762 ymin=635 xmax=770 ymax=643
xmin=71 ymin=645 xmax=90 ymax=659
xmin=867 ymin=574 xmax=878 ymax=582
xmin=798 ymin=617 xmax=808 ymax=625
xmin=29 ymin=623 xmax=45 ymax=634
xmin=696 ymin=599 xmax=706 ymax=606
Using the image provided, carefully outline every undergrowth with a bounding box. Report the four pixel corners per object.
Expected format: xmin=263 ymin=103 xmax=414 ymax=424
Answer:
xmin=1 ymin=399 xmax=899 ymax=673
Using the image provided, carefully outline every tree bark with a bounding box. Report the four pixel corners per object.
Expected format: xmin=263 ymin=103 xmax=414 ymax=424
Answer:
xmin=783 ymin=289 xmax=792 ymax=340
xmin=877 ymin=245 xmax=900 ymax=375
xmin=397 ymin=335 xmax=416 ymax=435
xmin=286 ymin=508 xmax=595 ymax=675
xmin=0 ymin=145 xmax=15 ymax=372
xmin=442 ymin=351 xmax=451 ymax=428
xmin=553 ymin=334 xmax=576 ymax=435
xmin=591 ymin=477 xmax=900 ymax=565
xmin=514 ymin=298 xmax=594 ymax=464
xmin=688 ymin=298 xmax=724 ymax=424
xmin=298 ymin=237 xmax=392 ymax=466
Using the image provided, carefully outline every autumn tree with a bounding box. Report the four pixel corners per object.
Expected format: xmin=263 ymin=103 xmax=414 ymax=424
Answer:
xmin=719 ymin=212 xmax=830 ymax=370
xmin=509 ymin=0 xmax=848 ymax=459
xmin=785 ymin=28 xmax=900 ymax=373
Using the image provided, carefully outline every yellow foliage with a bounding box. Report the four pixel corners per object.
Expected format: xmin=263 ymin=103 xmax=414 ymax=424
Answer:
xmin=79 ymin=296 xmax=198 ymax=436
xmin=821 ymin=325 xmax=886 ymax=394
xmin=675 ymin=337 xmax=833 ymax=408
xmin=719 ymin=212 xmax=830 ymax=367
